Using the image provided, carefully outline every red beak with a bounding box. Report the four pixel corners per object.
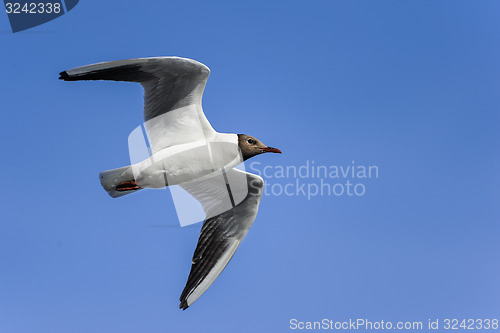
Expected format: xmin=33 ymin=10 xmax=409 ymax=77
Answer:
xmin=262 ymin=146 xmax=282 ymax=154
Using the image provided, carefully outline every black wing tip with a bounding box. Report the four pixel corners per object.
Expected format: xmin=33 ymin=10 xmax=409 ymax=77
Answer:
xmin=179 ymin=300 xmax=189 ymax=310
xmin=59 ymin=71 xmax=80 ymax=81
xmin=58 ymin=71 xmax=70 ymax=80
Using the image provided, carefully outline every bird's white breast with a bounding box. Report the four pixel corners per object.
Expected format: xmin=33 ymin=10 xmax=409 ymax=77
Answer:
xmin=132 ymin=133 xmax=241 ymax=188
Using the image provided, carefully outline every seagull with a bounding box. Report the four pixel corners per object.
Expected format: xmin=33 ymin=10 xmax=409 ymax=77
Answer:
xmin=59 ymin=57 xmax=282 ymax=310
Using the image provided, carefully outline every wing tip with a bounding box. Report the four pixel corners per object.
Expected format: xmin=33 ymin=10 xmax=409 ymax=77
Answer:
xmin=179 ymin=300 xmax=189 ymax=310
xmin=58 ymin=71 xmax=70 ymax=80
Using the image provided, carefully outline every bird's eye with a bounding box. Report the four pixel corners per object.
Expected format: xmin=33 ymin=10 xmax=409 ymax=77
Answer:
xmin=247 ymin=138 xmax=256 ymax=145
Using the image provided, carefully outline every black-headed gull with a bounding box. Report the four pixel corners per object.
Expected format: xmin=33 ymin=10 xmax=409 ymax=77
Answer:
xmin=59 ymin=57 xmax=281 ymax=310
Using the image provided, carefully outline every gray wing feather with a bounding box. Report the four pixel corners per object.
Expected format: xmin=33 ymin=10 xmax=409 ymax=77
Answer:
xmin=59 ymin=56 xmax=212 ymax=122
xmin=179 ymin=172 xmax=264 ymax=310
xmin=59 ymin=57 xmax=215 ymax=152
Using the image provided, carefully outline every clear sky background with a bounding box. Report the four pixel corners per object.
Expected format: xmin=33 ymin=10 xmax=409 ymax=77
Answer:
xmin=1 ymin=1 xmax=499 ymax=332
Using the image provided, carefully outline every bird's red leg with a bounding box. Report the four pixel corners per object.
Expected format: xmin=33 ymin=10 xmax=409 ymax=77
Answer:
xmin=116 ymin=181 xmax=141 ymax=191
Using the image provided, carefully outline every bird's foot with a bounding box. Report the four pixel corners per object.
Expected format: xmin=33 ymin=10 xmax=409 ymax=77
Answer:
xmin=116 ymin=181 xmax=141 ymax=191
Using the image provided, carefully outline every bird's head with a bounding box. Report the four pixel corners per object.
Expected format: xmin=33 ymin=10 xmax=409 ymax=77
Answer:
xmin=237 ymin=134 xmax=282 ymax=161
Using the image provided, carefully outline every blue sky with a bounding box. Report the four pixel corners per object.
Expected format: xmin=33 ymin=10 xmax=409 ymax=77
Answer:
xmin=1 ymin=1 xmax=499 ymax=332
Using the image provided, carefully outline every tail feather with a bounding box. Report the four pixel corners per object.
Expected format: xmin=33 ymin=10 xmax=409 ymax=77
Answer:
xmin=99 ymin=165 xmax=142 ymax=198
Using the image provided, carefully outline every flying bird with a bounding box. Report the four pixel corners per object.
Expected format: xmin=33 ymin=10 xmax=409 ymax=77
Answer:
xmin=59 ymin=57 xmax=281 ymax=310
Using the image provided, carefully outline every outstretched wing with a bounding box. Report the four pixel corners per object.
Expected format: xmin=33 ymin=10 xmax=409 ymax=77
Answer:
xmin=59 ymin=57 xmax=216 ymax=152
xmin=178 ymin=169 xmax=264 ymax=310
